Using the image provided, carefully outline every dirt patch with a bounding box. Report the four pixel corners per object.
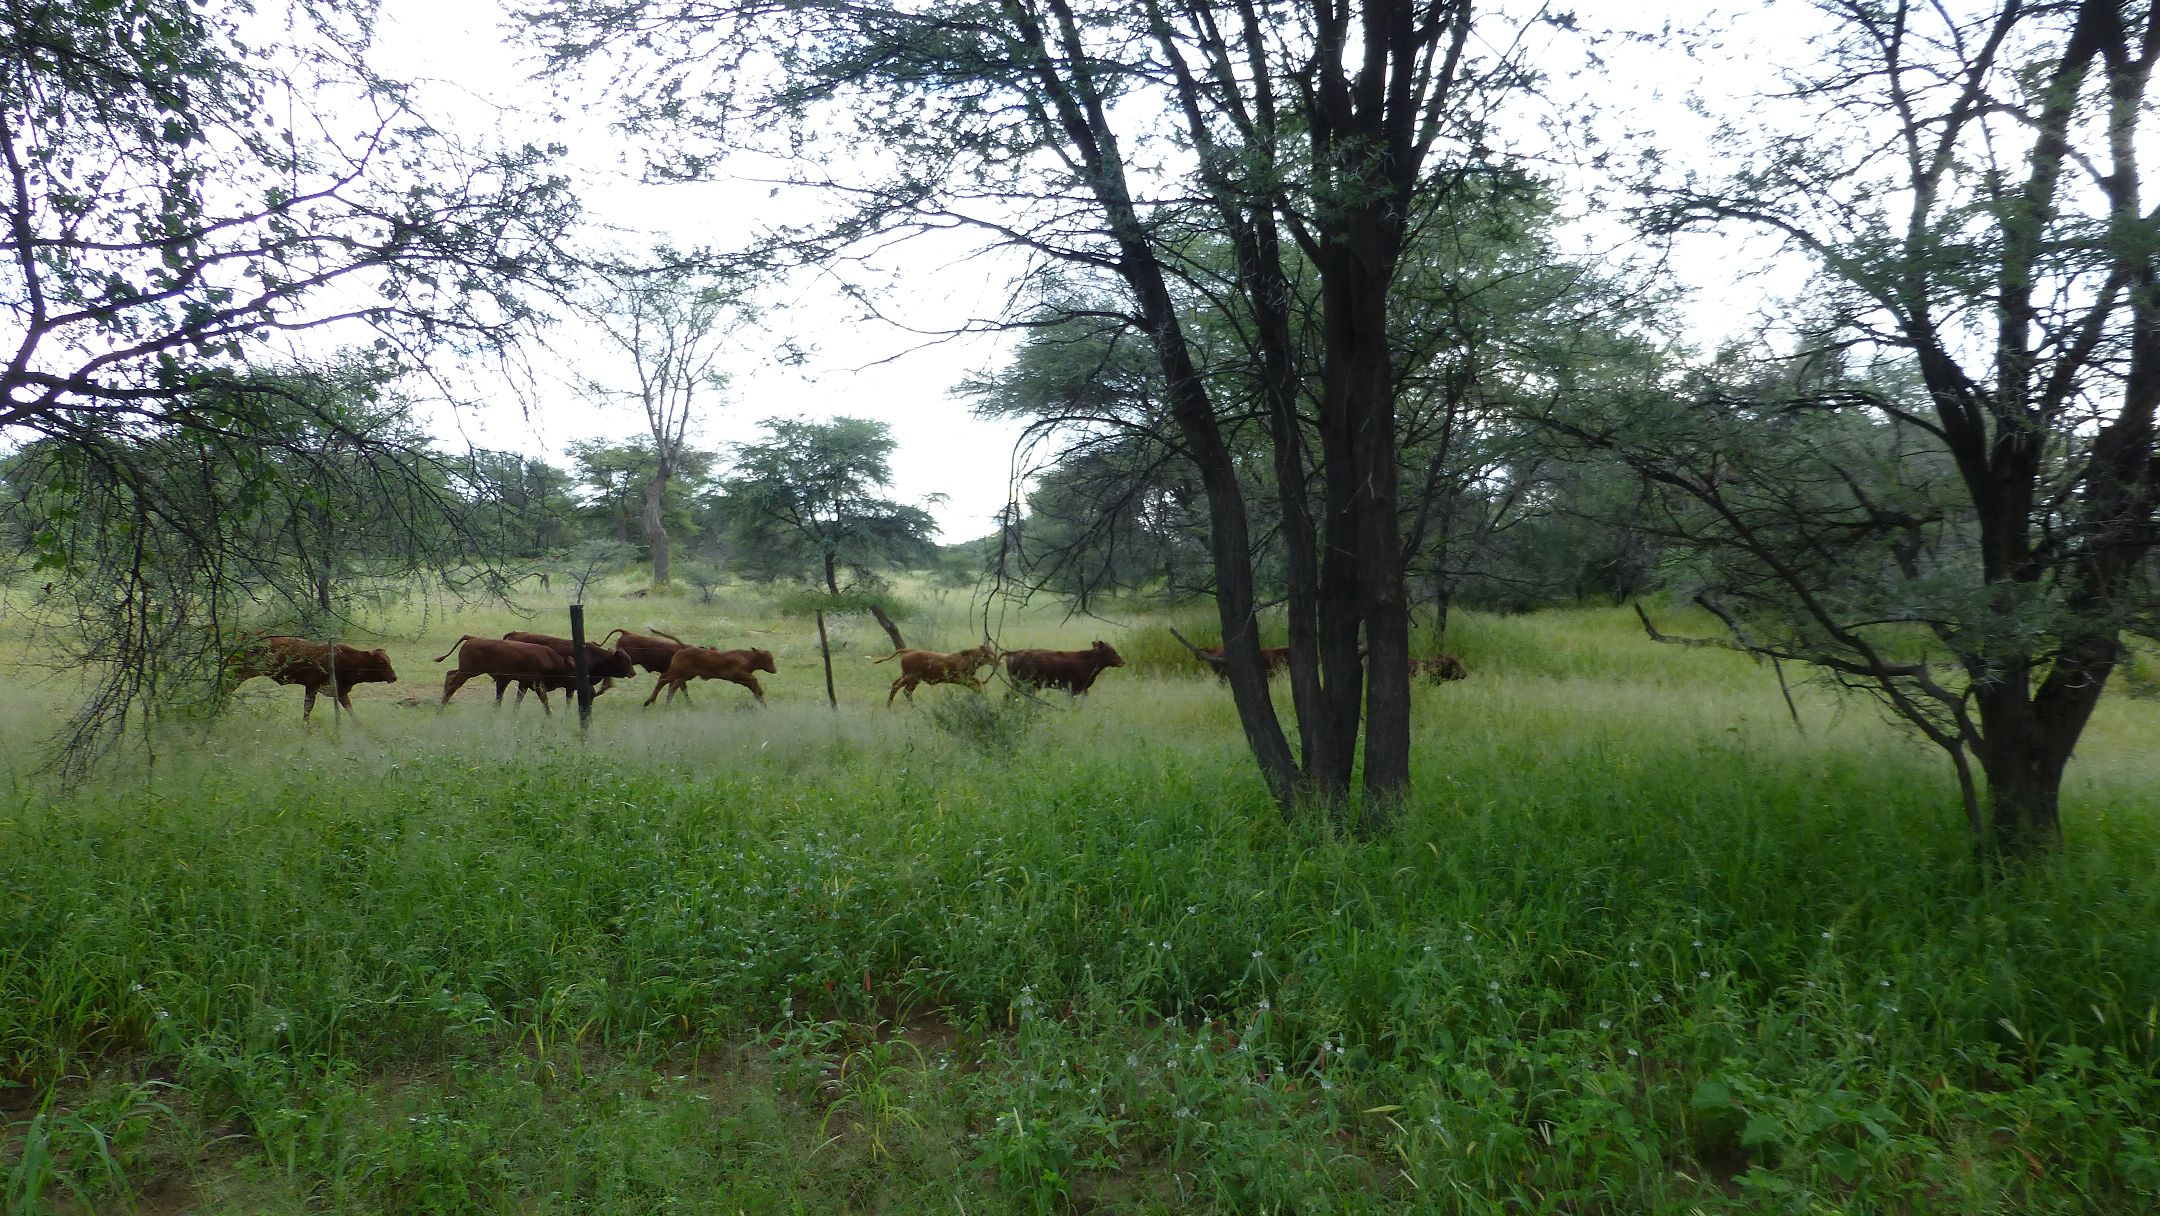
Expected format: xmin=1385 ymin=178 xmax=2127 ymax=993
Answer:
xmin=0 ymin=1075 xmax=40 ymax=1117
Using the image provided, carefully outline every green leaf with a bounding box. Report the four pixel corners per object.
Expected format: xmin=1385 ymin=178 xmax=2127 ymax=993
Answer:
xmin=1690 ymin=1078 xmax=1734 ymax=1110
xmin=1740 ymin=1113 xmax=1783 ymax=1148
xmin=1819 ymin=1145 xmax=1863 ymax=1180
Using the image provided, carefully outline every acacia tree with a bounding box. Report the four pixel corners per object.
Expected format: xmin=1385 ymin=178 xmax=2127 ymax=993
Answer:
xmin=718 ymin=417 xmax=939 ymax=605
xmin=1575 ymin=0 xmax=2160 ymax=853
xmin=574 ymin=255 xmax=742 ymax=587
xmin=566 ymin=436 xmax=716 ymax=549
xmin=525 ymin=0 xmax=1535 ymax=827
xmin=2 ymin=0 xmax=574 ymax=763
xmin=7 ymin=361 xmax=490 ymax=770
xmin=962 ymin=308 xmax=1223 ymax=607
xmin=458 ymin=452 xmax=580 ymax=559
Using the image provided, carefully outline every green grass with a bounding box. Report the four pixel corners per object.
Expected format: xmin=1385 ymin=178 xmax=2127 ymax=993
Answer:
xmin=3 ymin=579 xmax=2158 ymax=1212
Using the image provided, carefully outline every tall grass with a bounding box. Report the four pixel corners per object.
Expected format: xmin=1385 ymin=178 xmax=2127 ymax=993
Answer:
xmin=3 ymin=580 xmax=2157 ymax=1213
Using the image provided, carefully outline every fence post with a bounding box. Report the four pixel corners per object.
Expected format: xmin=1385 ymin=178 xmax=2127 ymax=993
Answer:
xmin=570 ymin=603 xmax=593 ymax=732
xmin=325 ymin=636 xmax=339 ymax=730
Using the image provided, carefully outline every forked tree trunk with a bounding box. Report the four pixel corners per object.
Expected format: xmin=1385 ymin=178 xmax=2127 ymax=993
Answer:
xmin=1968 ymin=640 xmax=2115 ymax=855
xmin=1973 ymin=725 xmax=2069 ymax=854
xmin=1311 ymin=198 xmax=1416 ymax=826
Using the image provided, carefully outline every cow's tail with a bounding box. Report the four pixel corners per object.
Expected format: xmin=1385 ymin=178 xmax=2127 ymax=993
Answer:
xmin=597 ymin=628 xmax=626 ymax=648
xmin=649 ymin=628 xmax=687 ymax=646
xmin=871 ymin=650 xmax=905 ymax=664
xmin=431 ymin=636 xmax=476 ymax=663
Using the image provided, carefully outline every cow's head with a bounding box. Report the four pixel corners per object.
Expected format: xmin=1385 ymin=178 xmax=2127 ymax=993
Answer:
xmin=590 ymin=644 xmax=636 ymax=679
xmin=373 ymin=648 xmax=397 ymax=683
xmin=751 ymin=648 xmax=777 ymax=674
xmin=1093 ymin=640 xmax=1125 ymax=668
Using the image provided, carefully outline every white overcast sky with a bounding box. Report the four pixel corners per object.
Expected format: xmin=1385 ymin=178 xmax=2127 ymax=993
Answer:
xmin=368 ymin=0 xmax=1809 ymax=542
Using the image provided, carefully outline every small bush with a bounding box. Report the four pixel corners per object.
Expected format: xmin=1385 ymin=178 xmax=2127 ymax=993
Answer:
xmin=2123 ymin=646 xmax=2160 ymax=699
xmin=929 ymin=690 xmax=1044 ymax=752
xmin=678 ymin=562 xmax=725 ymax=605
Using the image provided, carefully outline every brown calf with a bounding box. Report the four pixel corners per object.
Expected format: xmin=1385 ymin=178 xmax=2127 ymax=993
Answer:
xmin=874 ymin=644 xmax=997 ymax=706
xmin=644 ymin=646 xmax=777 ymax=706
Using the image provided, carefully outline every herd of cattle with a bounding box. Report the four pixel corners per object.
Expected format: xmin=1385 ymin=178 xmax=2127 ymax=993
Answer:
xmin=225 ymin=628 xmax=1466 ymax=721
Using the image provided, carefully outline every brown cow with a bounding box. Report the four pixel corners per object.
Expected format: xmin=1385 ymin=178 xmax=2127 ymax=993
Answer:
xmin=433 ymin=635 xmax=575 ymax=713
xmin=1004 ymin=640 xmax=1125 ymax=696
xmin=1192 ymin=643 xmax=1292 ymax=680
xmin=1412 ymin=654 xmax=1469 ymax=682
xmin=874 ymin=643 xmax=998 ymax=706
xmin=598 ymin=628 xmax=691 ymax=676
xmin=227 ymin=635 xmax=397 ymax=720
xmin=644 ymin=646 xmax=777 ymax=706
xmin=502 ymin=631 xmax=636 ymax=697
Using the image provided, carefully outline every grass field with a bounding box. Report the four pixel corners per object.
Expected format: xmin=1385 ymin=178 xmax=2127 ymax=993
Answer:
xmin=3 ymin=579 xmax=2158 ymax=1213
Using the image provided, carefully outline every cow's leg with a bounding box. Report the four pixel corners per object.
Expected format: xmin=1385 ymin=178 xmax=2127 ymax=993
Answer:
xmin=738 ymin=674 xmax=766 ymax=705
xmin=532 ymin=685 xmax=552 ymax=716
xmin=643 ymin=680 xmax=667 ymax=707
xmin=493 ymin=675 xmax=514 ymax=707
xmin=302 ymin=684 xmax=318 ymax=722
xmin=336 ymin=681 xmax=357 ymax=714
xmin=888 ymin=676 xmax=909 ymax=707
xmin=442 ymin=671 xmax=473 ymax=706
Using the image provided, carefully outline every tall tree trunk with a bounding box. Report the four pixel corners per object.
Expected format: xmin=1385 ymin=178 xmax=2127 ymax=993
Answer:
xmin=1315 ymin=337 xmax=1364 ymax=802
xmin=1341 ymin=241 xmax=1412 ymax=823
xmin=1010 ymin=0 xmax=1300 ymax=806
xmin=823 ymin=550 xmax=840 ymax=598
xmin=1125 ymin=257 xmax=1301 ymax=805
xmin=1245 ymin=217 xmax=1337 ymax=802
xmin=642 ymin=475 xmax=671 ymax=586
